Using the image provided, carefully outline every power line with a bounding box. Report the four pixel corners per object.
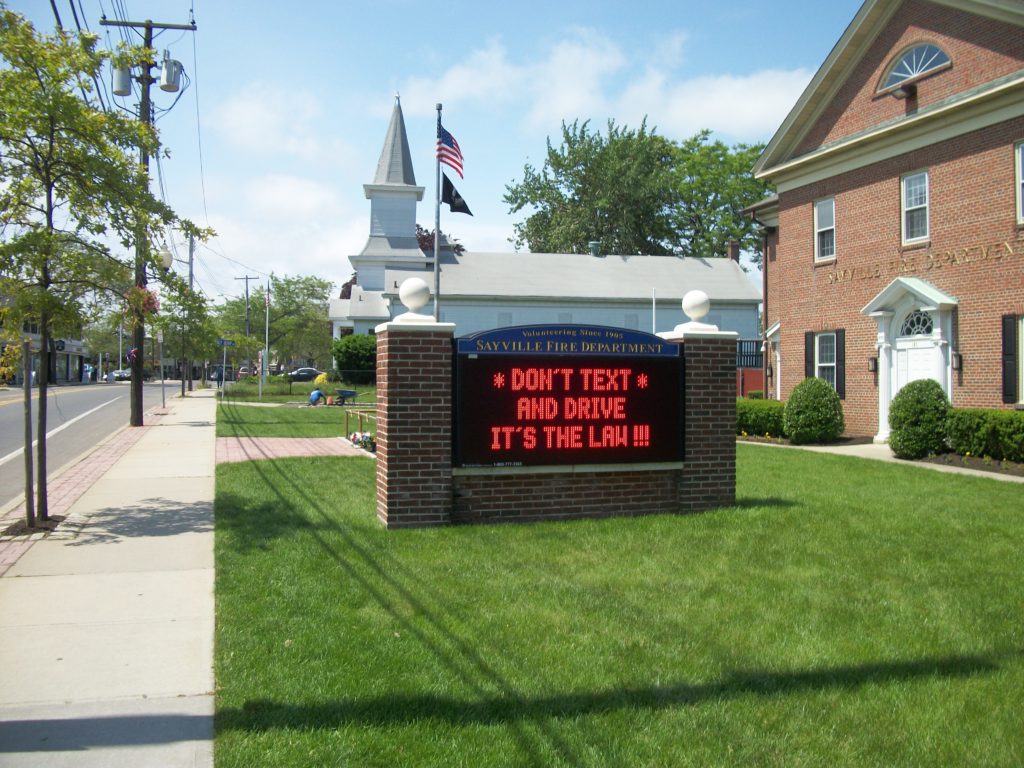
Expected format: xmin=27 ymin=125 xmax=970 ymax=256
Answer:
xmin=191 ymin=28 xmax=210 ymax=225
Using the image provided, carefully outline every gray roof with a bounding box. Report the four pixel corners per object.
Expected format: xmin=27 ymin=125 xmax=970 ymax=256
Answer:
xmin=384 ymin=251 xmax=762 ymax=303
xmin=356 ymin=235 xmax=426 ymax=260
xmin=373 ymin=97 xmax=416 ymax=186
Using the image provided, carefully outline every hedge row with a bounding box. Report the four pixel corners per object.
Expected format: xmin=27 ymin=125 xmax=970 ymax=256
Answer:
xmin=738 ymin=394 xmax=1022 ymax=463
xmin=736 ymin=398 xmax=786 ymax=438
xmin=946 ymin=408 xmax=1024 ymax=463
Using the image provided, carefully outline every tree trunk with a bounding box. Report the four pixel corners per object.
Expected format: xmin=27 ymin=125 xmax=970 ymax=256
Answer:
xmin=36 ymin=302 xmax=50 ymax=521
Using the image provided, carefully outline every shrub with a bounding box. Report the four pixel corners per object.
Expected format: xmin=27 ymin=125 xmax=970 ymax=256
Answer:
xmin=313 ymin=372 xmax=330 ymax=386
xmin=947 ymin=408 xmax=1024 ymax=463
xmin=783 ymin=378 xmax=844 ymax=444
xmin=888 ymin=379 xmax=949 ymax=459
xmin=332 ymin=334 xmax=376 ymax=375
xmin=737 ymin=398 xmax=786 ymax=438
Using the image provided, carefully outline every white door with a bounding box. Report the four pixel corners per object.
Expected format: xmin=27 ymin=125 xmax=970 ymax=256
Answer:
xmin=894 ymin=338 xmax=937 ymax=395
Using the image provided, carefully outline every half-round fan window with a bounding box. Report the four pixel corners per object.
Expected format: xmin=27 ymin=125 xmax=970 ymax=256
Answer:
xmin=882 ymin=44 xmax=951 ymax=90
xmin=900 ymin=310 xmax=933 ymax=337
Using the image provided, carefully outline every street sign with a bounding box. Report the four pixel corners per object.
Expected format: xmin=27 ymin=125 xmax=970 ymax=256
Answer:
xmin=217 ymin=338 xmax=237 ymax=347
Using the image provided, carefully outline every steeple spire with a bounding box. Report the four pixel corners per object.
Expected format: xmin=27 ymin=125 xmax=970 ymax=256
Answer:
xmin=373 ymin=94 xmax=417 ymax=186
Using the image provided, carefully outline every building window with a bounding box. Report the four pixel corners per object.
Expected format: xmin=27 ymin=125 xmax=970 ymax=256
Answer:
xmin=900 ymin=310 xmax=933 ymax=337
xmin=805 ymin=329 xmax=845 ymax=399
xmin=814 ymin=198 xmax=835 ymax=261
xmin=902 ymin=170 xmax=929 ymax=244
xmin=816 ymin=332 xmax=837 ymax=388
xmin=881 ymin=43 xmax=950 ymax=91
xmin=1016 ymin=141 xmax=1023 ymax=225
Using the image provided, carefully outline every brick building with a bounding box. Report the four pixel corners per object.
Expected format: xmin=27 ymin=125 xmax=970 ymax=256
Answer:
xmin=749 ymin=0 xmax=1024 ymax=440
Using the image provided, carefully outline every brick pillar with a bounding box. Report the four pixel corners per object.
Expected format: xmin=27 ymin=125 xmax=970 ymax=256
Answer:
xmin=666 ymin=332 xmax=738 ymax=512
xmin=375 ymin=321 xmax=456 ymax=528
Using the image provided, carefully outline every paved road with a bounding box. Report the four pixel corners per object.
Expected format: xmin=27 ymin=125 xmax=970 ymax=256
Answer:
xmin=0 ymin=381 xmax=179 ymax=511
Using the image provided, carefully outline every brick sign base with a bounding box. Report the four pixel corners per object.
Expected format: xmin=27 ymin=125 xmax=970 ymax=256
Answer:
xmin=375 ymin=322 xmax=735 ymax=528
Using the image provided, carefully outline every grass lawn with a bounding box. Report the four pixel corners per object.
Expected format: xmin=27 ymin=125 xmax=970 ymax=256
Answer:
xmin=217 ymin=402 xmax=375 ymax=439
xmin=214 ymin=443 xmax=1024 ymax=767
xmin=223 ymin=378 xmax=376 ymax=405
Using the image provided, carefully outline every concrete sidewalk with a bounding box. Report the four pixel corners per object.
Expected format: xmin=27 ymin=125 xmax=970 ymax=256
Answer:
xmin=0 ymin=390 xmax=216 ymax=767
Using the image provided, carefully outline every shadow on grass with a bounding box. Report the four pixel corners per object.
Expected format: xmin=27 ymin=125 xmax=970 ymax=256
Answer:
xmin=217 ymin=651 xmax=1009 ymax=731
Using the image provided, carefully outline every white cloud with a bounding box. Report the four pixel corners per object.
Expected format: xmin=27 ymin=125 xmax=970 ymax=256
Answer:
xmin=398 ymin=29 xmax=805 ymax=142
xmin=401 ymin=39 xmax=525 ymax=115
xmin=524 ymin=28 xmax=626 ymax=130
xmin=209 ymin=81 xmax=356 ymax=165
xmin=241 ymin=175 xmax=343 ymax=219
xmin=629 ymin=68 xmax=815 ymax=142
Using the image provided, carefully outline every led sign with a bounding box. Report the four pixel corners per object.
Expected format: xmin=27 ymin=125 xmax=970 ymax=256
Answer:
xmin=454 ymin=326 xmax=683 ymax=467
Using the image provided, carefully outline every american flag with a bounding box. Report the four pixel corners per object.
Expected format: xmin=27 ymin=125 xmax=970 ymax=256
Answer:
xmin=436 ymin=126 xmax=464 ymax=178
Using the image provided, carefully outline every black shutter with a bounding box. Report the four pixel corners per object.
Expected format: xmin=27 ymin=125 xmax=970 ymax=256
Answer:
xmin=805 ymin=331 xmax=815 ymax=379
xmin=1003 ymin=315 xmax=1018 ymax=404
xmin=835 ymin=328 xmax=846 ymax=400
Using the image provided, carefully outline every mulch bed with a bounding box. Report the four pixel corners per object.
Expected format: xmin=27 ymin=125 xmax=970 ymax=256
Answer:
xmin=918 ymin=452 xmax=1024 ymax=478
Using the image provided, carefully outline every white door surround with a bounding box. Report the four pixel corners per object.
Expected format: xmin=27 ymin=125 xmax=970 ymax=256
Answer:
xmin=862 ymin=277 xmax=958 ymax=443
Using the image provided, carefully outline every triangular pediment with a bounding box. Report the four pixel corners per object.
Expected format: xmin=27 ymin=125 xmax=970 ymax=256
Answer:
xmin=862 ymin=276 xmax=958 ymax=315
xmin=753 ymin=0 xmax=1024 ymax=180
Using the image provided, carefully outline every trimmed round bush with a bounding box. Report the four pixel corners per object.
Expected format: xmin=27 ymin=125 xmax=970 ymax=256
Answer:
xmin=783 ymin=378 xmax=844 ymax=444
xmin=888 ymin=379 xmax=949 ymax=459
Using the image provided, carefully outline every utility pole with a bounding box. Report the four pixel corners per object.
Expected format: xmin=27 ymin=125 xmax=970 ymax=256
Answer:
xmin=100 ymin=15 xmax=196 ymax=426
xmin=236 ymin=275 xmax=259 ymax=374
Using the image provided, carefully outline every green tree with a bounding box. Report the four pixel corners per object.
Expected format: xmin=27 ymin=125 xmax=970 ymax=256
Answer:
xmin=213 ymin=275 xmax=334 ymax=372
xmin=0 ymin=10 xmax=199 ymax=519
xmin=672 ymin=130 xmax=771 ymax=262
xmin=505 ymin=119 xmax=678 ymax=256
xmin=150 ymin=287 xmax=217 ymax=387
xmin=505 ymin=120 xmax=772 ymax=264
xmin=332 ymin=334 xmax=376 ymax=375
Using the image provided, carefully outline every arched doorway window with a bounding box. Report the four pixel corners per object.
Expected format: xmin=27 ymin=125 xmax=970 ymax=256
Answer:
xmin=899 ymin=310 xmax=933 ymax=336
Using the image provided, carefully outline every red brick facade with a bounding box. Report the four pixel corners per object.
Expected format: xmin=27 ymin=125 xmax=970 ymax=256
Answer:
xmin=374 ymin=326 xmax=454 ymax=528
xmin=758 ymin=0 xmax=1024 ymax=438
xmin=376 ymin=326 xmax=736 ymax=528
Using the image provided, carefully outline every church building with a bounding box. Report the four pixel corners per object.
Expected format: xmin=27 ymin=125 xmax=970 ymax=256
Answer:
xmin=749 ymin=0 xmax=1024 ymax=440
xmin=329 ymin=98 xmax=762 ymax=341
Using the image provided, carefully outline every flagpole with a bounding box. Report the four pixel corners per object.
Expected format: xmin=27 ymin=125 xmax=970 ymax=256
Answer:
xmin=433 ymin=103 xmax=442 ymax=321
xmin=261 ymin=278 xmax=270 ymax=398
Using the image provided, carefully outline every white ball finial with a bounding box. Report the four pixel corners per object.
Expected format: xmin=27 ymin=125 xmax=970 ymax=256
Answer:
xmin=682 ymin=289 xmax=710 ymax=322
xmin=398 ymin=277 xmax=430 ymax=312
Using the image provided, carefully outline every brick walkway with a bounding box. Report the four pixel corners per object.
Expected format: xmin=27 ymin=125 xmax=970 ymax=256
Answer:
xmin=0 ymin=410 xmax=166 ymax=576
xmin=215 ymin=436 xmax=371 ymax=465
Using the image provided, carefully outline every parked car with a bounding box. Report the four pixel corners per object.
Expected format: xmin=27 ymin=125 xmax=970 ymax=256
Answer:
xmin=236 ymin=366 xmax=251 ymax=381
xmin=287 ymin=367 xmax=321 ymax=382
xmin=112 ymin=369 xmax=131 ymax=381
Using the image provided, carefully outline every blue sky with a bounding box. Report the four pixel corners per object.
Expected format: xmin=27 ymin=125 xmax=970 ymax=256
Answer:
xmin=14 ymin=0 xmax=863 ymax=303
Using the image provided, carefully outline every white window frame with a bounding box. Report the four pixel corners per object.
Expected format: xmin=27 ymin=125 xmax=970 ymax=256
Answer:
xmin=1016 ymin=141 xmax=1024 ymax=226
xmin=901 ymin=170 xmax=930 ymax=245
xmin=816 ymin=332 xmax=837 ymax=390
xmin=814 ymin=197 xmax=836 ymax=262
